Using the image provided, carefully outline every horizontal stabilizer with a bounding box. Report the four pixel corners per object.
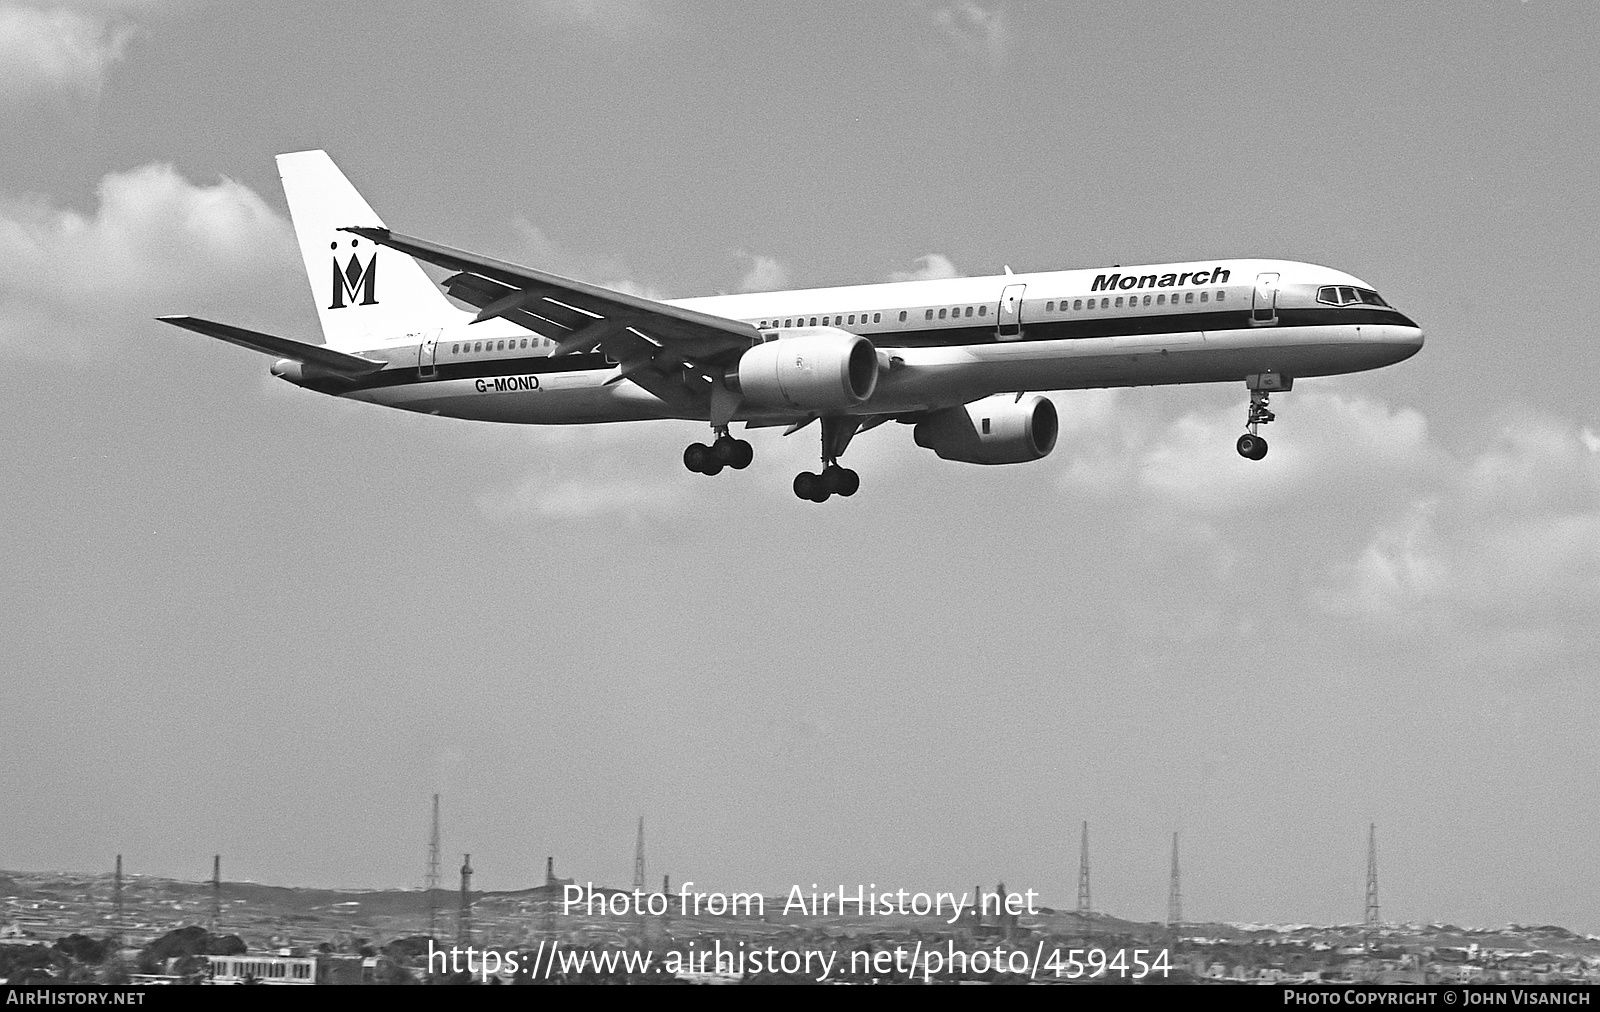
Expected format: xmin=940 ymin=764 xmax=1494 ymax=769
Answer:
xmin=157 ymin=316 xmax=387 ymax=375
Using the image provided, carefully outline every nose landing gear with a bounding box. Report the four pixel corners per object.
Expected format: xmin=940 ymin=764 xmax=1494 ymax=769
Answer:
xmin=684 ymin=430 xmax=753 ymax=476
xmin=1237 ymin=375 xmax=1290 ymax=460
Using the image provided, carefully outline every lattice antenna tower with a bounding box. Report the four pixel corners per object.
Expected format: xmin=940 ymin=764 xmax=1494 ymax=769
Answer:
xmin=1076 ymin=821 xmax=1091 ymax=916
xmin=113 ymin=855 xmax=124 ymax=941
xmin=425 ymin=794 xmax=441 ymax=936
xmin=632 ymin=817 xmax=646 ymax=893
xmin=1167 ymin=832 xmax=1182 ymax=929
xmin=1364 ymin=823 xmax=1380 ymax=929
xmin=458 ymin=854 xmax=474 ymax=946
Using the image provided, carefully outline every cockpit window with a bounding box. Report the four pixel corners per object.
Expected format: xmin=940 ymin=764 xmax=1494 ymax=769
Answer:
xmin=1318 ymin=286 xmax=1391 ymax=308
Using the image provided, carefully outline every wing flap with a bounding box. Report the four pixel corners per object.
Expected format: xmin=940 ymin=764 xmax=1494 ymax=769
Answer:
xmin=157 ymin=316 xmax=387 ymax=375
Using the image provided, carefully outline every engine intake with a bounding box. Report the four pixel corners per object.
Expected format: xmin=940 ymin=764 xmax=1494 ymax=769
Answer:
xmin=913 ymin=394 xmax=1059 ymax=465
xmin=736 ymin=330 xmax=878 ymax=411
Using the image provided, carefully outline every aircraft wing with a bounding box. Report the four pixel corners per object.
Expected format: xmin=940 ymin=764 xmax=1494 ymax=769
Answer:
xmin=342 ymin=226 xmax=760 ymax=414
xmin=157 ymin=315 xmax=387 ymax=375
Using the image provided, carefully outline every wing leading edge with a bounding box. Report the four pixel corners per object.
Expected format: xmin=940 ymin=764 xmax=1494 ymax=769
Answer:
xmin=341 ymin=226 xmax=760 ymax=415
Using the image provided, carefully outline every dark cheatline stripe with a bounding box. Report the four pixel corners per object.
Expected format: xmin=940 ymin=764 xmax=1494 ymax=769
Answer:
xmin=328 ymin=305 xmax=1416 ymax=393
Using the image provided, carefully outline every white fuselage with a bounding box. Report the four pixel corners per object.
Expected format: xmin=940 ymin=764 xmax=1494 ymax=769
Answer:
xmin=283 ymin=257 xmax=1423 ymax=425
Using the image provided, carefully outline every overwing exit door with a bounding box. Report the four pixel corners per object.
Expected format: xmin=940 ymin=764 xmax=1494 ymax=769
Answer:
xmin=997 ymin=284 xmax=1026 ymax=340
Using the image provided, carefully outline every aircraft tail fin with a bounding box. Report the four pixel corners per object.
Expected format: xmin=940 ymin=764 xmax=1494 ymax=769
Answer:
xmin=276 ymin=150 xmax=466 ymax=349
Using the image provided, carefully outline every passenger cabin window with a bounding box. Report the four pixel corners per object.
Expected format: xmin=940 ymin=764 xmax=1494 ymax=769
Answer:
xmin=899 ymin=311 xmax=908 ymax=322
xmin=965 ymin=306 xmax=973 ymax=317
xmin=1115 ymin=297 xmax=1123 ymax=307
xmin=925 ymin=309 xmax=934 ymax=320
xmin=1047 ymin=301 xmax=1054 ymax=312
xmin=938 ymin=309 xmax=947 ymax=319
xmin=1200 ymin=293 xmax=1208 ymax=302
xmin=1217 ymin=291 xmax=1226 ymax=301
xmin=873 ymin=313 xmax=881 ymax=322
xmin=1074 ymin=299 xmax=1082 ymax=310
xmin=848 ymin=314 xmax=856 ymax=324
xmin=978 ymin=305 xmax=986 ymax=316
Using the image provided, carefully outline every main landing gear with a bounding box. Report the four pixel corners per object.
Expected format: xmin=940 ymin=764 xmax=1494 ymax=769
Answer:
xmin=793 ymin=464 xmax=859 ymax=503
xmin=1237 ymin=376 xmax=1288 ymax=460
xmin=793 ymin=416 xmax=862 ymax=503
xmin=684 ymin=431 xmax=753 ymax=476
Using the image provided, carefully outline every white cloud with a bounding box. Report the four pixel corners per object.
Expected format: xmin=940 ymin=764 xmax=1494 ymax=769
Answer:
xmin=1321 ymin=500 xmax=1450 ymax=618
xmin=0 ymin=5 xmax=135 ymax=106
xmin=489 ymin=472 xmax=688 ymax=521
xmin=734 ymin=253 xmax=789 ymax=293
xmin=888 ymin=253 xmax=960 ymax=283
xmin=922 ymin=2 xmax=1010 ymax=64
xmin=526 ymin=0 xmax=652 ymax=37
xmin=1047 ymin=388 xmax=1600 ymax=627
xmin=510 ymin=219 xmax=670 ymax=301
xmin=0 ymin=162 xmax=300 ymax=355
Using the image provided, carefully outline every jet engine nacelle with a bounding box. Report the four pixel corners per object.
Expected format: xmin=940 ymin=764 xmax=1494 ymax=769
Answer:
xmin=913 ymin=394 xmax=1060 ymax=465
xmin=736 ymin=330 xmax=878 ymax=411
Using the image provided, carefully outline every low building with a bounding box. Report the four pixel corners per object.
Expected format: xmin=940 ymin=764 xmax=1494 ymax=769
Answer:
xmin=203 ymin=952 xmax=366 ymax=985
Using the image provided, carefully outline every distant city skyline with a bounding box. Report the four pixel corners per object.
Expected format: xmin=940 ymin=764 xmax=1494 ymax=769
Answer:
xmin=2 ymin=1 xmax=1597 ymax=931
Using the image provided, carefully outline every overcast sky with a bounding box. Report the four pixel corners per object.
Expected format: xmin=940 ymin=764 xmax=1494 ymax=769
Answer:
xmin=2 ymin=0 xmax=1598 ymax=932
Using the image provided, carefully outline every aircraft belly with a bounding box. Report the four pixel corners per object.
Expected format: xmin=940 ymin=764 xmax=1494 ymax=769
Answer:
xmin=346 ymin=372 xmax=679 ymax=423
xmin=864 ymin=325 xmax=1388 ymax=405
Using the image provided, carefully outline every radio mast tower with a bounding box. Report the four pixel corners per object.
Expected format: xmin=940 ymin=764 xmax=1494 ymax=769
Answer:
xmin=632 ymin=817 xmax=646 ymax=893
xmin=210 ymin=855 xmax=221 ymax=933
xmin=1364 ymin=823 xmax=1380 ymax=929
xmin=425 ymin=795 xmax=441 ymax=936
xmin=1167 ymin=832 xmax=1182 ymax=929
xmin=1076 ymin=821 xmax=1091 ymax=917
xmin=113 ymin=855 xmax=124 ymax=940
xmin=458 ymin=854 xmax=474 ymax=946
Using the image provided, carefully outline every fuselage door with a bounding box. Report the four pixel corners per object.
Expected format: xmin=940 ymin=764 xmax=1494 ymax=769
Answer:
xmin=997 ymin=284 xmax=1026 ymax=341
xmin=1251 ymin=273 xmax=1280 ymax=326
xmin=419 ymin=329 xmax=440 ymax=377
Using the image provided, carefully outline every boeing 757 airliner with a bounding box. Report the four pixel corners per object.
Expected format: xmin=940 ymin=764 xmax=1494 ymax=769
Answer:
xmin=161 ymin=151 xmax=1423 ymax=502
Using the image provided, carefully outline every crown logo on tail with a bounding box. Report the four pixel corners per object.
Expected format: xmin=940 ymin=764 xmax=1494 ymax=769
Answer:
xmin=329 ymin=249 xmax=378 ymax=309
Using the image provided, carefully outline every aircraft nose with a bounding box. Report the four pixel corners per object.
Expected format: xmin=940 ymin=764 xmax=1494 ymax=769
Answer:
xmin=1390 ymin=325 xmax=1424 ymax=363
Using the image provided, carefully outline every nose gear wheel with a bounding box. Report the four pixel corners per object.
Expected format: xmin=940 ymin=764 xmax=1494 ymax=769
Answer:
xmin=1237 ymin=389 xmax=1274 ymax=460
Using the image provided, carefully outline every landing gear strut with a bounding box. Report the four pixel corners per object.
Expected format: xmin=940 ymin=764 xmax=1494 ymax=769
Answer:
xmin=684 ymin=430 xmax=752 ymax=476
xmin=794 ymin=417 xmax=861 ymax=503
xmin=1236 ymin=383 xmax=1278 ymax=461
